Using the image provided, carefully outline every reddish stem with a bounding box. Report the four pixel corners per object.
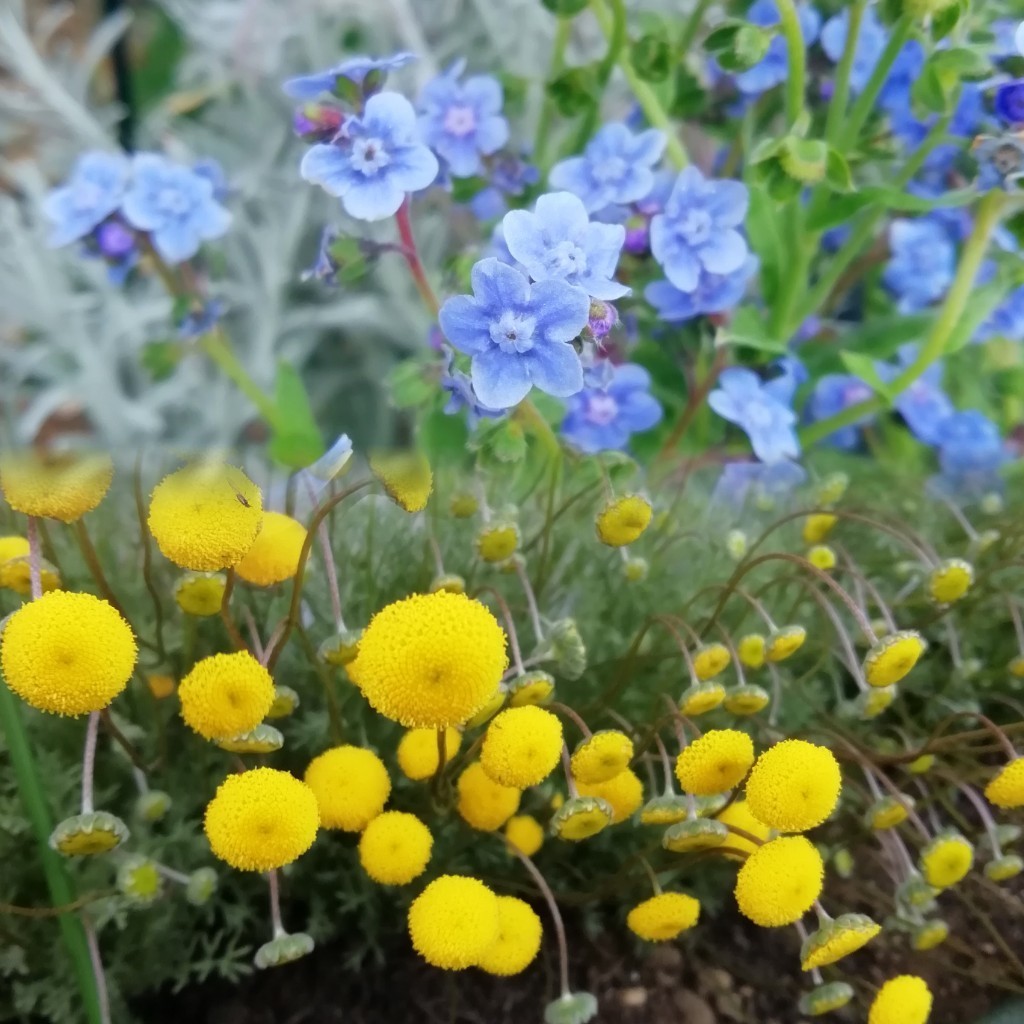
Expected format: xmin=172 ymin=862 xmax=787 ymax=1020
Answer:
xmin=395 ymin=199 xmax=440 ymax=316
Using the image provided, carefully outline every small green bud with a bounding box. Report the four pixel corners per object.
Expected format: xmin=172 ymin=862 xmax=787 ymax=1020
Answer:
xmin=662 ymin=818 xmax=729 ymax=853
xmin=798 ymin=981 xmax=854 ymax=1016
xmin=216 ymin=723 xmax=284 ymax=755
xmin=117 ymin=855 xmax=163 ymax=906
xmin=50 ymin=811 xmax=129 ymax=858
xmin=185 ymin=867 xmax=218 ymax=906
xmin=544 ymin=991 xmax=599 ymax=1024
xmin=549 ymin=618 xmax=587 ymax=680
xmin=267 ymin=685 xmax=300 ymax=719
xmin=254 ymin=932 xmax=315 ymax=970
xmin=985 ymin=854 xmax=1024 ymax=883
xmin=623 ymin=557 xmax=648 ymax=582
xmin=725 ymin=529 xmax=748 ymax=560
xmin=319 ymin=628 xmax=363 ymax=666
xmin=134 ymin=790 xmax=172 ymax=823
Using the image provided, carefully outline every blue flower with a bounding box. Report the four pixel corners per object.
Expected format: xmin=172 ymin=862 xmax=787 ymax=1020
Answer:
xmin=974 ymin=133 xmax=1024 ymax=191
xmin=560 ymin=363 xmax=662 ymax=453
xmin=977 ymin=284 xmax=1024 ymax=342
xmin=734 ymin=0 xmax=821 ymax=96
xmin=807 ymin=374 xmax=875 ymax=450
xmin=549 ymin=122 xmax=666 ymax=213
xmin=121 ymin=153 xmax=231 ymax=264
xmin=645 ymin=256 xmax=758 ymax=321
xmin=889 ymin=85 xmax=985 ymax=170
xmin=882 ymin=218 xmax=956 ymax=314
xmin=935 ymin=410 xmax=1009 ymax=498
xmin=996 ymin=81 xmax=1024 ymax=125
xmin=708 ymin=366 xmax=799 ymax=464
xmin=878 ymin=40 xmax=925 ymax=114
xmin=417 ymin=60 xmax=509 ymax=178
xmin=300 ymin=92 xmax=439 ymax=221
xmin=877 ymin=344 xmax=953 ymax=445
xmin=711 ymin=460 xmax=806 ymax=510
xmin=650 ymin=167 xmax=749 ymax=293
xmin=438 ymin=258 xmax=589 ymax=408
xmin=282 ymin=52 xmax=415 ymax=101
xmin=43 ymin=151 xmax=130 ymax=248
xmin=440 ymin=350 xmax=507 ymax=425
xmin=820 ymin=7 xmax=888 ymax=94
xmin=192 ymin=158 xmax=230 ymax=202
xmin=502 ymin=191 xmax=628 ymax=300
xmin=764 ymin=356 xmax=808 ymax=406
xmin=178 ymin=299 xmax=225 ymax=340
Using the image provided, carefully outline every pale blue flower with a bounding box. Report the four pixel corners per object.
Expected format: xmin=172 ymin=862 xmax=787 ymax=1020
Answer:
xmin=820 ymin=6 xmax=888 ymax=93
xmin=438 ymin=257 xmax=589 ymax=408
xmin=121 ymin=153 xmax=231 ymax=264
xmin=708 ymin=367 xmax=799 ymax=463
xmin=878 ymin=344 xmax=953 ymax=445
xmin=650 ymin=167 xmax=749 ymax=293
xmin=882 ymin=218 xmax=956 ymax=313
xmin=734 ymin=0 xmax=821 ymax=96
xmin=440 ymin=350 xmax=506 ymax=426
xmin=283 ymin=52 xmax=415 ymax=100
xmin=502 ymin=191 xmax=628 ymax=300
xmin=549 ymin=122 xmax=666 ymax=213
xmin=300 ymin=92 xmax=439 ymax=221
xmin=645 ymin=256 xmax=758 ymax=321
xmin=712 ymin=460 xmax=806 ymax=509
xmin=417 ymin=60 xmax=509 ymax=178
xmin=977 ymin=284 xmax=1024 ymax=342
xmin=43 ymin=151 xmax=130 ymax=248
xmin=560 ymin=363 xmax=662 ymax=453
xmin=808 ymin=373 xmax=875 ymax=449
xmin=936 ymin=411 xmax=1009 ymax=498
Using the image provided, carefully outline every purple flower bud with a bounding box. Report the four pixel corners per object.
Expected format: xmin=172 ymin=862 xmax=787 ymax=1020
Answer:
xmin=995 ymin=81 xmax=1024 ymax=126
xmin=623 ymin=215 xmax=650 ymax=255
xmin=292 ymin=103 xmax=345 ymax=142
xmin=587 ymin=300 xmax=618 ymax=340
xmin=94 ymin=218 xmax=135 ymax=260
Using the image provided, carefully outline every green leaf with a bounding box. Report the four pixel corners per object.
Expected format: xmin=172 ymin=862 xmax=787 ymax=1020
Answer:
xmin=486 ymin=419 xmax=528 ymax=463
xmin=805 ymin=192 xmax=873 ymax=231
xmin=706 ymin=21 xmax=771 ymax=72
xmin=832 ymin=314 xmax=932 ymax=360
xmin=911 ymin=61 xmax=948 ymax=116
xmin=419 ymin=406 xmax=469 ymax=464
xmin=779 ymin=137 xmax=828 ymax=185
xmin=931 ymin=0 xmax=966 ymax=41
xmin=540 ymin=0 xmax=588 ymax=14
xmin=669 ymin=67 xmax=707 ymax=117
xmin=839 ymin=351 xmax=894 ymax=404
xmin=825 ymin=148 xmax=855 ymax=193
xmin=718 ymin=306 xmax=788 ymax=355
xmin=387 ymin=361 xmax=435 ymax=409
xmin=744 ymin=184 xmax=784 ymax=306
xmin=547 ymin=66 xmax=599 ymax=116
xmin=141 ymin=340 xmax=183 ymax=382
xmin=268 ymin=363 xmax=324 ymax=469
xmin=946 ymin=280 xmax=1009 ymax=354
xmin=630 ymin=34 xmax=672 ymax=82
xmin=860 ymin=184 xmax=977 ymax=212
xmin=930 ymin=46 xmax=991 ymax=83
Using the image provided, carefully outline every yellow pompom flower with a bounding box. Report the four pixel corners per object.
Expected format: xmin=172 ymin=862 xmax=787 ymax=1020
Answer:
xmin=369 ymin=450 xmax=432 ymax=512
xmin=0 ymin=591 xmax=137 ymax=716
xmin=765 ymin=626 xmax=806 ymax=662
xmin=304 ymin=746 xmax=391 ymax=831
xmin=724 ymin=684 xmax=770 ymax=716
xmin=397 ymin=727 xmax=463 ymax=781
xmin=800 ymin=913 xmax=881 ymax=971
xmin=692 ymin=642 xmax=731 ymax=680
xmin=457 ymin=762 xmax=520 ymax=831
xmin=505 ymin=814 xmax=544 ymax=856
xmin=738 ymin=633 xmax=766 ymax=669
xmin=234 ymin=512 xmax=307 ymax=586
xmin=551 ymin=796 xmax=613 ymax=841
xmin=735 ymin=836 xmax=824 ymax=927
xmin=358 ymin=811 xmax=432 ymax=884
xmin=0 ymin=536 xmax=60 ymax=595
xmin=477 ymin=896 xmax=543 ymax=976
xmin=674 ymin=729 xmax=755 ymax=796
xmin=408 ymin=875 xmax=500 ymax=970
xmin=481 ymin=706 xmax=563 ymax=788
xmin=912 ymin=920 xmax=949 ymax=951
xmin=745 ymin=739 xmax=841 ymax=832
xmin=148 ymin=463 xmax=263 ymax=571
xmin=868 ymin=976 xmax=933 ymax=1024
xmin=716 ymin=799 xmax=772 ymax=859
xmin=595 ymin=495 xmax=652 ymax=547
xmin=577 ymin=768 xmax=643 ymax=823
xmin=985 ymin=758 xmax=1024 ymax=808
xmin=803 ymin=513 xmax=837 ymax=544
xmin=928 ymin=558 xmax=973 ymax=604
xmin=807 ymin=545 xmax=836 ymax=571
xmin=863 ymin=630 xmax=926 ymax=688
xmin=570 ymin=730 xmax=634 ymax=784
xmin=204 ymin=768 xmax=318 ymax=871
xmin=0 ymin=451 xmax=113 ymax=522
xmin=920 ymin=832 xmax=973 ymax=888
xmin=626 ymin=893 xmax=700 ymax=941
xmin=475 ymin=522 xmax=519 ymax=563
xmin=174 ymin=571 xmax=227 ymax=616
xmin=178 ymin=651 xmax=274 ymax=740
xmin=680 ymin=682 xmax=726 ymax=716
xmin=347 ymin=591 xmax=507 ymax=728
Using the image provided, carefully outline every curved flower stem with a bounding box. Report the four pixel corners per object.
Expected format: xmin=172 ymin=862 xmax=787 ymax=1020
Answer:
xmin=652 ymin=731 xmax=676 ymax=794
xmin=843 ymin=15 xmax=913 ymax=147
xmin=655 ymin=347 xmax=727 ymax=464
xmin=81 ymin=712 xmax=100 ymax=815
xmin=774 ymin=0 xmax=806 ymax=128
xmin=678 ymin=0 xmax=713 ymax=55
xmin=801 ymin=188 xmax=1008 ymax=446
xmin=550 ymin=701 xmax=592 ymax=738
xmin=589 ymin=0 xmax=688 ymax=168
xmin=218 ymin=570 xmax=247 ymax=653
xmin=535 ymin=16 xmax=572 ymax=169
xmin=514 ymin=558 xmax=544 ymax=644
xmin=242 ymin=607 xmax=265 ymax=662
xmin=506 ymin=842 xmax=572 ymax=998
xmin=304 ymin=476 xmax=345 ymax=632
xmin=73 ymin=520 xmax=134 ymax=628
xmin=132 ymin=455 xmax=167 ymax=662
xmin=83 ymin=921 xmax=111 ymax=1024
xmin=395 ymin=198 xmax=440 ymax=317
xmin=267 ymin=870 xmax=285 ymax=939
xmin=823 ymin=0 xmax=866 ymax=147
xmin=957 ymin=780 xmax=1003 ymax=857
xmin=639 ymin=855 xmax=662 ymax=895
xmin=475 ymin=585 xmax=525 ymax=675
xmin=560 ymin=743 xmax=580 ymax=799
xmin=27 ymin=515 xmax=42 ymax=600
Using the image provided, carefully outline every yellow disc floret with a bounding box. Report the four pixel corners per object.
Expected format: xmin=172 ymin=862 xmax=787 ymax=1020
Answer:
xmin=674 ymin=729 xmax=755 ymax=796
xmin=304 ymin=746 xmax=391 ymax=831
xmin=481 ymin=706 xmax=563 ymax=788
xmin=928 ymin=559 xmax=973 ymax=605
xmin=800 ymin=913 xmax=881 ymax=971
xmin=476 ymin=523 xmax=520 ymax=563
xmin=0 ymin=591 xmax=137 ymax=716
xmin=717 ymin=799 xmax=772 ymax=859
xmin=347 ymin=591 xmax=507 ymax=728
xmin=369 ymin=450 xmax=433 ymax=512
xmin=627 ymin=892 xmax=700 ymax=941
xmin=174 ymin=572 xmax=227 ymax=616
xmin=457 ymin=762 xmax=521 ymax=831
xmin=0 ymin=536 xmax=60 ymax=595
xmin=868 ymin=976 xmax=933 ymax=1024
xmin=738 ymin=633 xmax=766 ymax=669
xmin=505 ymin=815 xmax=544 ymax=856
xmin=765 ymin=626 xmax=806 ymax=662
xmin=863 ymin=630 xmax=926 ymax=688
xmin=595 ymin=495 xmax=652 ymax=547
xmin=204 ymin=768 xmax=319 ymax=871
xmin=570 ymin=730 xmax=634 ymax=784
xmin=734 ymin=835 xmax=824 ymax=927
xmin=0 ymin=450 xmax=113 ymax=522
xmin=397 ymin=727 xmax=463 ymax=781
xmin=985 ymin=758 xmax=1024 ymax=809
xmin=745 ymin=739 xmax=841 ymax=832
xmin=178 ymin=651 xmax=274 ymax=740
xmin=234 ymin=512 xmax=307 ymax=586
xmin=807 ymin=545 xmax=837 ymax=571
xmin=680 ymin=682 xmax=726 ymax=716
xmin=920 ymin=832 xmax=973 ymax=888
xmin=148 ymin=462 xmax=263 ymax=571
xmin=803 ymin=513 xmax=837 ymax=544
xmin=577 ymin=768 xmax=644 ymax=823
xmin=408 ymin=875 xmax=499 ymax=970
xmin=693 ymin=642 xmax=731 ymax=680
xmin=358 ymin=811 xmax=432 ymax=884
xmin=476 ymin=896 xmax=543 ymax=976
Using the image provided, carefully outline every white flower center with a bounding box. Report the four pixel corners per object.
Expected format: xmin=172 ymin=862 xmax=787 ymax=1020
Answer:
xmin=592 ymin=156 xmax=627 ymax=184
xmin=443 ymin=104 xmax=478 ymax=138
xmin=351 ymin=137 xmax=391 ymax=176
xmin=544 ymin=240 xmax=588 ymax=280
xmin=489 ymin=310 xmax=537 ymax=354
xmin=677 ymin=207 xmax=712 ymax=245
xmin=585 ymin=393 xmax=619 ymax=426
xmin=157 ymin=187 xmax=190 ymax=216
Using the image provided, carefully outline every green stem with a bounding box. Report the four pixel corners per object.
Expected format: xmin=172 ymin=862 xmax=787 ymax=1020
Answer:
xmin=0 ymin=683 xmax=103 ymax=1023
xmin=589 ymin=0 xmax=688 ymax=167
xmin=574 ymin=0 xmax=627 ymax=151
xmin=535 ymin=16 xmax=572 ymax=168
xmin=800 ymin=189 xmax=1008 ymax=446
xmin=823 ymin=0 xmax=867 ymax=148
xmin=199 ymin=329 xmax=279 ymax=425
xmin=843 ymin=15 xmax=913 ymax=148
xmin=774 ymin=0 xmax=806 ymax=128
xmin=677 ymin=0 xmax=713 ymax=56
